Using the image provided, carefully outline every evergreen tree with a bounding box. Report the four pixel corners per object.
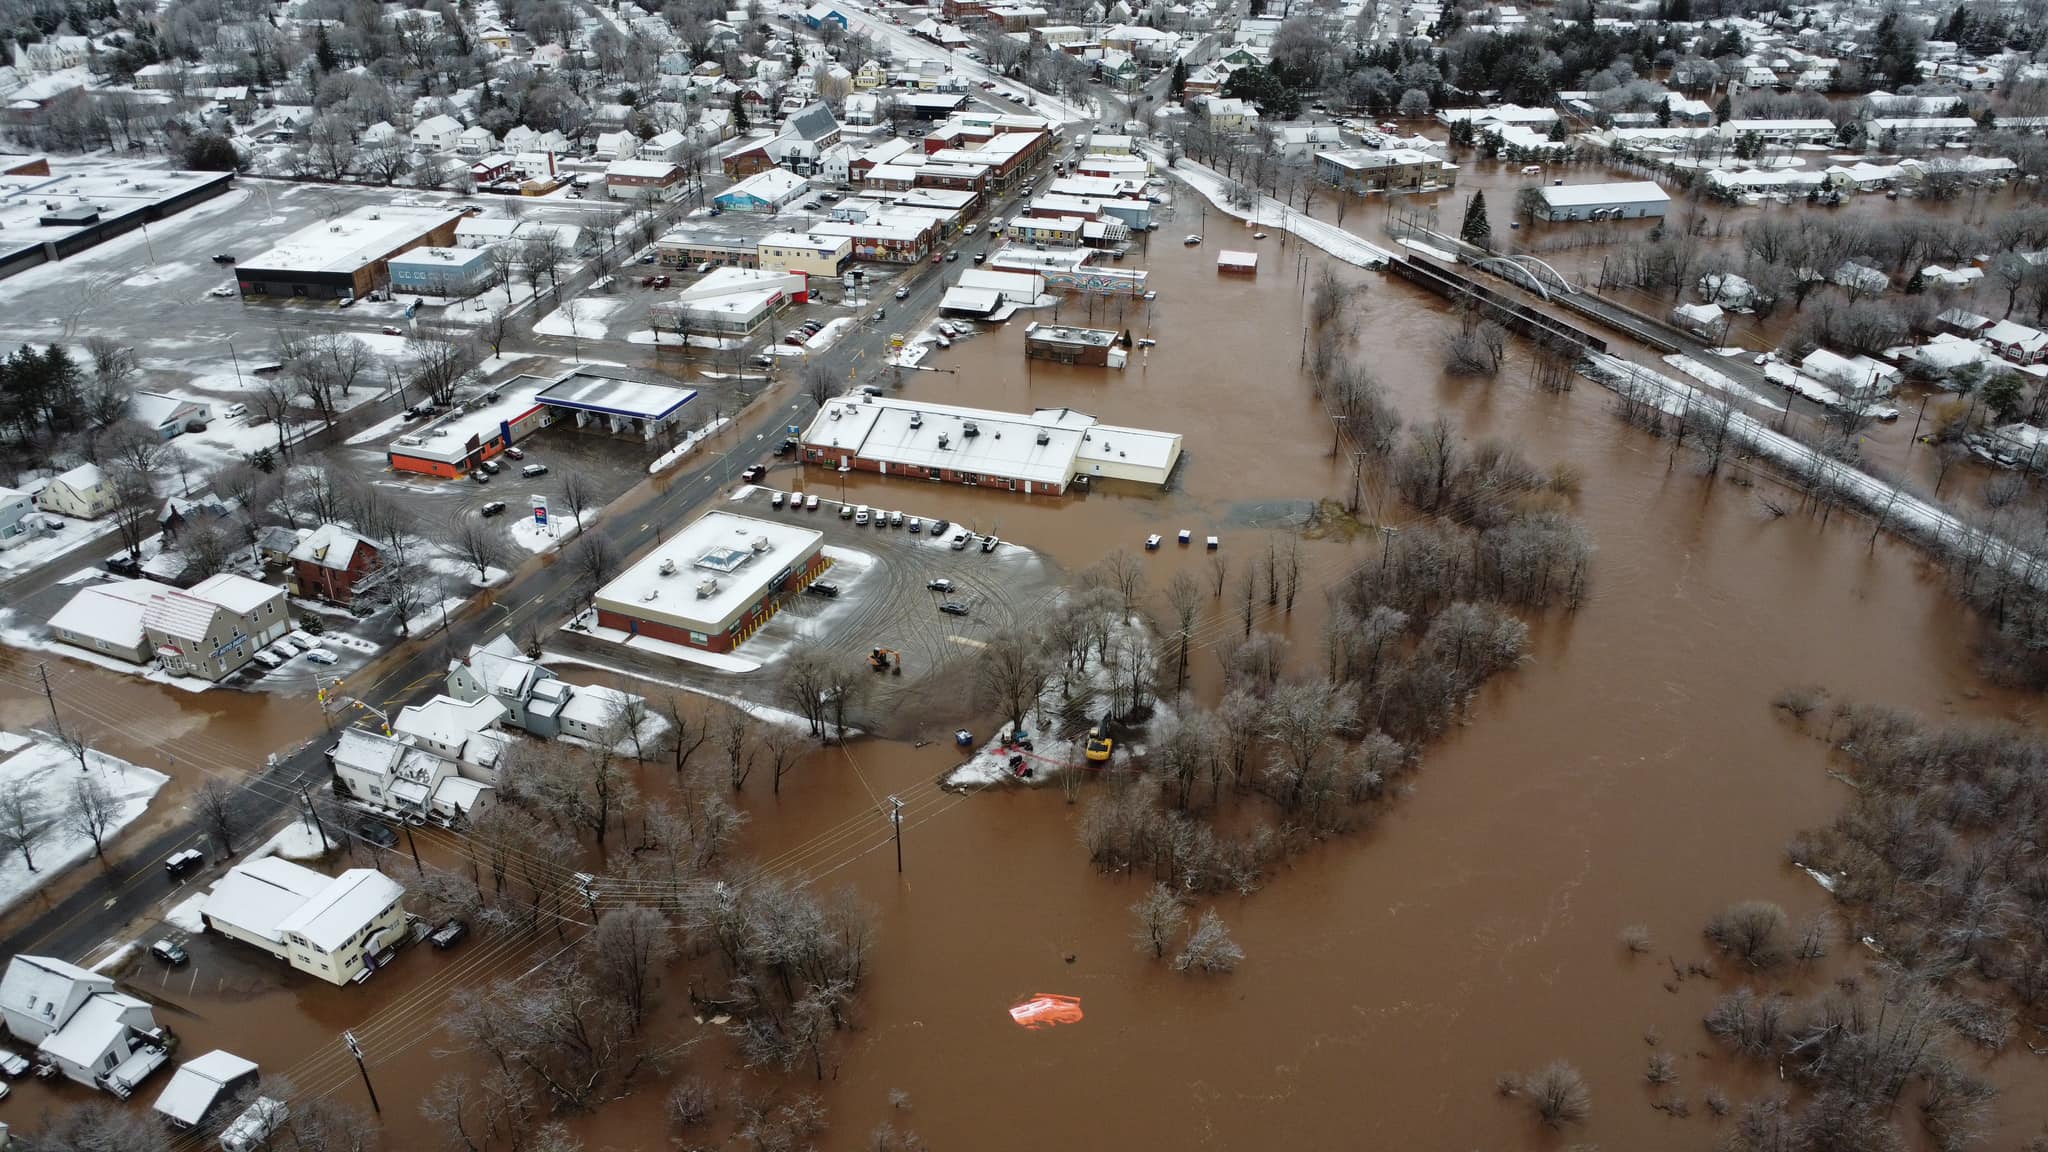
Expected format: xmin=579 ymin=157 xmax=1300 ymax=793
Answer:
xmin=1906 ymin=268 xmax=1926 ymax=294
xmin=731 ymin=90 xmax=750 ymax=132
xmin=1655 ymin=97 xmax=1671 ymax=127
xmin=313 ymin=23 xmax=336 ymax=72
xmin=1714 ymin=93 xmax=1731 ymax=124
xmin=1460 ymin=191 xmax=1491 ymax=247
xmin=1547 ymin=117 xmax=1566 ymax=142
xmin=1169 ymin=57 xmax=1187 ymax=98
xmin=1941 ymin=5 xmax=1967 ymax=42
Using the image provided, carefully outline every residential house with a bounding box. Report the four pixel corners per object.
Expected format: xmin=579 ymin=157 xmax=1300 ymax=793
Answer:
xmin=0 ymin=485 xmax=32 ymax=544
xmin=801 ymin=2 xmax=848 ymax=28
xmin=200 ymin=858 xmax=409 ymax=986
xmin=853 ymin=60 xmax=886 ymax=89
xmin=641 ymin=129 xmax=688 ymax=163
xmin=48 ymin=578 xmax=158 ymax=663
xmin=392 ymin=695 xmax=509 ymax=772
xmin=1275 ymin=123 xmax=1342 ymax=158
xmin=140 ymin=573 xmax=290 ymax=682
xmin=1985 ymin=319 xmax=2048 ymax=364
xmin=446 ymin=633 xmax=645 ymax=741
xmin=1202 ymin=97 xmax=1257 ymax=133
xmin=328 ymin=726 xmax=495 ymax=820
xmin=410 ymin=113 xmax=464 ymax=152
xmin=289 ymin=523 xmax=380 ymax=605
xmin=455 ymin=125 xmax=498 ymax=156
xmin=0 ymin=956 xmax=169 ymax=1098
xmin=606 ymin=159 xmax=686 ymax=201
xmin=129 ymin=390 xmax=210 ymax=439
xmin=843 ymin=91 xmax=881 ymax=126
xmin=36 ymin=463 xmax=117 ymax=519
xmin=1182 ymin=65 xmax=1226 ymax=98
xmin=594 ymin=130 xmax=638 ymax=161
xmin=256 ymin=525 xmax=303 ymax=568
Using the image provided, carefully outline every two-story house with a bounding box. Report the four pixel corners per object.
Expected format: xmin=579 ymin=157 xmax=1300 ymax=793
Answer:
xmin=289 ymin=524 xmax=380 ymax=605
xmin=446 ymin=634 xmax=646 ymax=742
xmin=0 ymin=956 xmax=170 ymax=1097
xmin=201 ymin=859 xmax=410 ymax=986
xmin=328 ymin=726 xmax=494 ymax=820
xmin=36 ymin=463 xmax=118 ymax=519
xmin=140 ymin=573 xmax=291 ymax=682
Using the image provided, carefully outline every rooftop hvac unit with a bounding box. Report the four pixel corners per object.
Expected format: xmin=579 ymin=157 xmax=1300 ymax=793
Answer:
xmin=828 ymin=408 xmax=841 ymax=420
xmin=937 ymin=433 xmax=950 ymax=449
xmin=962 ymin=421 xmax=979 ymax=437
xmin=640 ymin=588 xmax=660 ymax=602
xmin=658 ymin=558 xmax=677 ymax=576
xmin=750 ymin=535 xmax=772 ymax=553
xmin=396 ymin=435 xmax=423 ymax=446
xmin=696 ymin=576 xmax=720 ymax=598
xmin=1035 ymin=430 xmax=1049 ymax=445
xmin=908 ymin=412 xmax=922 ymax=429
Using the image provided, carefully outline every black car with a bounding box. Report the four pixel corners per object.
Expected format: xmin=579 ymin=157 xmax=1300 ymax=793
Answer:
xmin=164 ymin=848 xmax=204 ymax=879
xmin=430 ymin=920 xmax=468 ymax=949
xmin=211 ymin=253 xmax=236 ymax=264
xmin=480 ymin=501 xmax=508 ymax=518
xmin=929 ymin=519 xmax=950 ymax=537
xmin=806 ymin=581 xmax=840 ymax=598
xmin=939 ymin=601 xmax=970 ymax=617
xmin=355 ymin=821 xmax=399 ymax=849
xmin=150 ymin=940 xmax=189 ymax=966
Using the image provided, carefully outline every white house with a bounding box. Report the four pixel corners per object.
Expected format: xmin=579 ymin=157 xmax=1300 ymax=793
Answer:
xmin=328 ymin=726 xmax=494 ymax=820
xmin=0 ymin=484 xmax=34 ymax=545
xmin=152 ymin=1050 xmax=259 ymax=1129
xmin=391 ymin=695 xmax=509 ymax=771
xmin=455 ymin=125 xmax=498 ymax=156
xmin=594 ymin=130 xmax=638 ymax=161
xmin=129 ymin=390 xmax=211 ymax=439
xmin=446 ymin=633 xmax=643 ymax=741
xmin=36 ymin=463 xmax=117 ymax=519
xmin=201 ymin=858 xmax=409 ymax=986
xmin=0 ymin=956 xmax=169 ymax=1097
xmin=411 ymin=114 xmax=465 ymax=152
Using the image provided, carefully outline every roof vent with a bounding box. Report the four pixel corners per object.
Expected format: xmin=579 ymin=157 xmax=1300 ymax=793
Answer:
xmin=750 ymin=535 xmax=772 ymax=553
xmin=659 ymin=558 xmax=677 ymax=576
xmin=1035 ymin=430 xmax=1050 ymax=445
xmin=641 ymin=588 xmax=660 ymax=602
xmin=909 ymin=412 xmax=922 ymax=428
xmin=937 ymin=432 xmax=950 ymax=449
xmin=696 ymin=576 xmax=720 ymax=598
xmin=962 ymin=421 xmax=979 ymax=437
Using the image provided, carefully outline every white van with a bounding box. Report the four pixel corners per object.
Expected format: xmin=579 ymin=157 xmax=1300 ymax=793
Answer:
xmin=220 ymin=1098 xmax=289 ymax=1152
xmin=854 ymin=505 xmax=871 ymax=525
xmin=223 ymin=403 xmax=248 ymax=420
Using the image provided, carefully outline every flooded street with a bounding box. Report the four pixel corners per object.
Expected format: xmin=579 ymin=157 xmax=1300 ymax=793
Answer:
xmin=3 ymin=167 xmax=2046 ymax=1150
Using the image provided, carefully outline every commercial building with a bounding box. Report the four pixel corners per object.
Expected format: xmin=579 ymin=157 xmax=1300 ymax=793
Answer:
xmin=0 ymin=161 xmax=234 ymax=281
xmin=941 ymin=268 xmax=1044 ymax=317
xmin=48 ymin=572 xmax=288 ymax=678
xmin=812 ymin=215 xmax=938 ymax=263
xmin=47 ymin=578 xmax=158 ymax=663
xmin=757 ymin=231 xmax=852 ymax=277
xmin=655 ymin=229 xmax=760 ymax=269
xmin=235 ymin=205 xmax=467 ymax=301
xmin=0 ymin=956 xmax=168 ymax=1097
xmin=799 ymin=392 xmax=1182 ymax=495
xmin=1315 ymin=148 xmax=1459 ymax=193
xmin=593 ymin=511 xmax=828 ymax=652
xmin=386 ymin=245 xmax=494 ymax=296
xmin=605 ymin=158 xmax=686 ymax=201
xmin=1024 ymin=322 xmax=1125 ymax=367
xmin=648 ymin=267 xmax=806 ymax=336
xmin=713 ymin=167 xmax=810 ymax=212
xmin=200 ymin=858 xmax=409 ymax=986
xmin=532 ymin=367 xmax=698 ymax=440
xmin=1534 ymin=181 xmax=1670 ymax=221
xmin=385 ymin=381 xmax=554 ymax=478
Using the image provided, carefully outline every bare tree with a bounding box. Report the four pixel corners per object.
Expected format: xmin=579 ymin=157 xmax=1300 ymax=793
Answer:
xmin=368 ymin=538 xmax=437 ymax=637
xmin=590 ymin=904 xmax=678 ymax=1029
xmin=1174 ymin=908 xmax=1243 ymax=972
xmin=1130 ymin=882 xmax=1185 ymax=959
xmin=83 ymin=336 xmax=137 ymax=428
xmin=0 ymin=779 xmax=52 ymax=872
xmin=779 ymin=646 xmax=835 ymax=738
xmin=449 ymin=515 xmax=511 ymax=584
xmin=720 ymin=705 xmax=759 ymax=790
xmin=17 ymin=1099 xmax=168 ymax=1151
xmin=192 ymin=777 xmax=240 ymax=853
xmin=664 ymin=695 xmax=710 ymax=775
xmin=487 ymin=245 xmax=521 ymax=304
xmin=1705 ymin=900 xmax=1789 ymax=968
xmin=519 ymin=227 xmax=568 ymax=298
xmin=558 ymin=471 xmax=594 ymax=533
xmin=567 ymin=534 xmax=619 ymax=610
xmin=1512 ymin=1061 xmax=1591 ymax=1128
xmin=408 ymin=333 xmax=473 ymax=408
xmin=64 ymin=774 xmax=119 ymax=859
xmin=800 ymin=358 xmax=838 ymax=408
xmin=1093 ymin=549 xmax=1146 ymax=618
xmin=1166 ymin=571 xmax=1201 ymax=693
xmin=762 ymin=723 xmax=807 ymax=795
xmin=976 ymin=628 xmax=1052 ymax=737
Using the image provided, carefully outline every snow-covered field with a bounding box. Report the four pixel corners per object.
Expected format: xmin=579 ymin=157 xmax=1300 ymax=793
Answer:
xmin=0 ymin=734 xmax=170 ymax=913
xmin=1154 ymin=147 xmax=1397 ymax=271
xmin=510 ymin=507 xmax=596 ymax=553
xmin=534 ymin=297 xmax=624 ymax=339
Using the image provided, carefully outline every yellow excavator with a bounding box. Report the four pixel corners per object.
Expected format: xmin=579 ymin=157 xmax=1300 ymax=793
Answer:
xmin=868 ymin=647 xmax=903 ymax=674
xmin=1084 ymin=727 xmax=1114 ymax=763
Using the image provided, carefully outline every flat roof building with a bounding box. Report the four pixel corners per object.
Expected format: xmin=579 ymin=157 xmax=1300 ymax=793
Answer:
xmin=387 ymin=379 xmax=553 ymax=478
xmin=594 ymin=511 xmax=828 ymax=652
xmin=0 ymin=161 xmax=234 ymax=280
xmin=1535 ymin=181 xmax=1670 ymax=222
xmin=1024 ymin=322 xmax=1126 ymax=368
xmin=236 ymin=205 xmax=467 ymax=301
xmin=533 ymin=368 xmax=698 ymax=440
xmin=799 ymin=392 xmax=1180 ymax=495
xmin=386 ymin=245 xmax=494 ymax=297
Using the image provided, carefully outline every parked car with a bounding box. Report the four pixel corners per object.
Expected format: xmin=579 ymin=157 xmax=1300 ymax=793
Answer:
xmin=927 ymin=578 xmax=954 ymax=593
xmin=980 ymin=535 xmax=1000 ymax=553
xmin=471 ymin=470 xmax=490 ymax=484
xmin=840 ymin=502 xmax=855 ymax=519
xmin=150 ymin=939 xmax=189 ymax=966
xmin=502 ymin=446 xmax=523 ymax=460
xmin=741 ymin=464 xmax=767 ymax=482
xmin=210 ymin=285 xmax=237 ymax=298
xmin=889 ymin=510 xmax=903 ymax=527
xmin=481 ymin=501 xmax=507 ymax=518
xmin=807 ymin=581 xmax=840 ymax=598
xmin=355 ymin=821 xmax=399 ymax=849
xmin=304 ymin=648 xmax=337 ymax=665
xmin=929 ymin=519 xmax=950 ymax=537
xmin=520 ymin=464 xmax=548 ymax=478
xmin=854 ymin=506 xmax=871 ymax=525
xmin=939 ymin=601 xmax=970 ymax=616
xmin=251 ymin=649 xmax=283 ymax=670
xmin=0 ymin=1049 xmax=29 ymax=1078
xmin=224 ymin=403 xmax=248 ymax=420
xmin=164 ymin=849 xmax=204 ymax=879
xmin=429 ymin=920 xmax=468 ymax=949
xmin=211 ymin=253 xmax=236 ymax=264
xmin=805 ymin=494 xmax=820 ymax=511
xmin=950 ymin=530 xmax=972 ymax=550
xmin=784 ymin=332 xmax=808 ymax=345
xmin=907 ymin=516 xmax=923 ymax=533
xmin=381 ymin=325 xmax=403 ymax=336
xmin=273 ymin=638 xmax=304 ymax=657
xmin=750 ymin=353 xmax=777 ymax=368
xmin=770 ymin=491 xmax=786 ymax=508
xmin=480 ymin=459 xmax=502 ymax=474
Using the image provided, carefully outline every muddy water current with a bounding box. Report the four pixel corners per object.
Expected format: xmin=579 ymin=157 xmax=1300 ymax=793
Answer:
xmin=3 ymin=181 xmax=2047 ymax=1149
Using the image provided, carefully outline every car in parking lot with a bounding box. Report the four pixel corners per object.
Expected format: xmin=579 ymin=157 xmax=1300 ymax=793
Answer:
xmin=472 ymin=470 xmax=490 ymax=484
xmin=480 ymin=459 xmax=502 ymax=474
xmin=929 ymin=518 xmax=949 ymax=537
xmin=889 ymin=510 xmax=903 ymax=527
xmin=771 ymin=491 xmax=786 ymax=508
xmin=210 ymin=285 xmax=237 ymax=298
xmin=784 ymin=331 xmax=808 ymax=345
xmin=0 ymin=1049 xmax=29 ymax=1078
xmin=521 ymin=464 xmax=548 ymax=478
xmin=150 ymin=939 xmax=189 ymax=966
xmin=980 ymin=535 xmax=1001 ymax=553
xmin=481 ymin=501 xmax=507 ymax=518
xmin=304 ymin=647 xmax=337 ymax=665
xmin=939 ymin=601 xmax=970 ymax=616
xmin=950 ymin=530 xmax=972 ymax=550
xmin=750 ymin=353 xmax=777 ymax=368
xmin=211 ymin=253 xmax=236 ymax=264
xmin=504 ymin=446 xmax=524 ymax=459
xmin=907 ymin=516 xmax=923 ymax=533
xmin=927 ymin=578 xmax=954 ymax=593
xmin=806 ymin=581 xmax=840 ymax=598
xmin=805 ymin=494 xmax=820 ymax=511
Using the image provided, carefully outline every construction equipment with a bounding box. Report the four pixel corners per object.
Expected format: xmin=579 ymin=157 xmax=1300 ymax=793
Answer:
xmin=868 ymin=647 xmax=903 ymax=674
xmin=1084 ymin=727 xmax=1114 ymax=763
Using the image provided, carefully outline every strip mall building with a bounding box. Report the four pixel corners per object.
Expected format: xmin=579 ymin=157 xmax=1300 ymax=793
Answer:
xmin=593 ymin=511 xmax=828 ymax=652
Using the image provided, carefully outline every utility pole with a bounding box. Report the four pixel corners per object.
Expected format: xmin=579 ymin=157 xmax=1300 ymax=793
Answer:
xmin=36 ymin=664 xmax=84 ymax=771
xmin=403 ymin=824 xmax=424 ymax=877
xmin=300 ymin=789 xmax=331 ymax=853
xmin=342 ymin=1030 xmax=380 ymax=1114
xmin=888 ymin=795 xmax=904 ymax=873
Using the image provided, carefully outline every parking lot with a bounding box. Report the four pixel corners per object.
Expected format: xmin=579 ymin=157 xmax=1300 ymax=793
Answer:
xmin=552 ymin=484 xmax=1067 ymax=739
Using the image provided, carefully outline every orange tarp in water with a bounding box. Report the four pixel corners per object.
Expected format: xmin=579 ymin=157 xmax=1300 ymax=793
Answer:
xmin=1008 ymin=993 xmax=1084 ymax=1029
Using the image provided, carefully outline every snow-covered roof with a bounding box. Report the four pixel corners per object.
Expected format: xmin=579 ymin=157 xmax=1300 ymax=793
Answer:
xmin=48 ymin=578 xmax=159 ymax=648
xmin=0 ymin=955 xmax=106 ymax=1027
xmin=274 ymin=869 xmax=403 ymax=953
xmin=594 ymin=511 xmax=825 ymax=635
xmin=203 ymin=857 xmax=333 ymax=945
xmin=55 ymin=462 xmax=107 ymax=492
xmin=393 ymin=695 xmax=506 ymax=750
xmin=152 ymin=1050 xmax=258 ymax=1126
xmin=721 ymin=166 xmax=808 ymax=203
xmin=289 ymin=523 xmax=367 ymax=571
xmin=239 ymin=206 xmax=467 ymax=275
xmin=534 ymin=370 xmax=697 ymax=420
xmin=37 ymin=992 xmax=148 ymax=1068
xmin=140 ymin=588 xmax=220 ymax=645
xmin=606 ymin=158 xmax=680 ymax=179
xmin=1541 ymin=181 xmax=1670 ymax=208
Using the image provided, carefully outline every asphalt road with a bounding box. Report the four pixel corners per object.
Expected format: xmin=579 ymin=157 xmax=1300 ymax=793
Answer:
xmin=0 ymin=140 xmax=1064 ymax=964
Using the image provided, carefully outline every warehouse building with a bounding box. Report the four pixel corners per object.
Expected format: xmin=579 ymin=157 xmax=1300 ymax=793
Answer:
xmin=0 ymin=161 xmax=235 ymax=280
xmin=593 ymin=511 xmax=828 ymax=652
xmin=386 ymin=246 xmax=494 ymax=296
xmin=800 ymin=392 xmax=1181 ymax=495
xmin=236 ymin=205 xmax=467 ymax=301
xmin=1534 ymin=181 xmax=1670 ymax=222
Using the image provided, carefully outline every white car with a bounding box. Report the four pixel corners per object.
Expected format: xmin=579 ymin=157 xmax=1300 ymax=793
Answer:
xmin=963 ymin=224 xmax=978 ymax=236
xmin=209 ymin=285 xmax=237 ymax=298
xmin=805 ymin=494 xmax=820 ymax=511
xmin=251 ymin=650 xmax=283 ymax=670
xmin=273 ymin=638 xmax=304 ymax=657
xmin=304 ymin=648 xmax=337 ymax=665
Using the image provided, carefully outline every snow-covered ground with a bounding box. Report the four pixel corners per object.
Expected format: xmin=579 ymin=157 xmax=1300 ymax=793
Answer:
xmin=510 ymin=507 xmax=596 ymax=553
xmin=1664 ymin=354 xmax=1788 ymax=412
xmin=533 ymin=297 xmax=624 ymax=339
xmin=248 ymin=816 xmax=337 ymax=862
xmin=402 ymin=596 xmax=470 ymax=637
xmin=164 ymin=891 xmax=208 ymax=932
xmin=0 ymin=733 xmax=171 ymax=914
xmin=649 ymin=417 xmax=733 ymax=474
xmin=538 ymin=651 xmax=820 ymax=733
xmin=944 ymin=611 xmax=1156 ymax=790
xmin=0 ymin=516 xmax=117 ymax=577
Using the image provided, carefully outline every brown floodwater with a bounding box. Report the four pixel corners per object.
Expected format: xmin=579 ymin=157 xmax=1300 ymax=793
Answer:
xmin=5 ymin=183 xmax=2048 ymax=1150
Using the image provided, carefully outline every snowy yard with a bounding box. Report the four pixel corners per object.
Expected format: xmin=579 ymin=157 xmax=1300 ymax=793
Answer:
xmin=0 ymin=734 xmax=170 ymax=913
xmin=0 ymin=515 xmax=117 ymax=577
xmin=945 ymin=611 xmax=1157 ymax=790
xmin=648 ymin=417 xmax=733 ymax=474
xmin=510 ymin=507 xmax=596 ymax=553
xmin=534 ymin=297 xmax=625 ymax=339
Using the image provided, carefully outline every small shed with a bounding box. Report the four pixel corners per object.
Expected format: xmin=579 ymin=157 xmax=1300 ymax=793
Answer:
xmin=152 ymin=1050 xmax=259 ymax=1129
xmin=1216 ymin=250 xmax=1258 ymax=275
